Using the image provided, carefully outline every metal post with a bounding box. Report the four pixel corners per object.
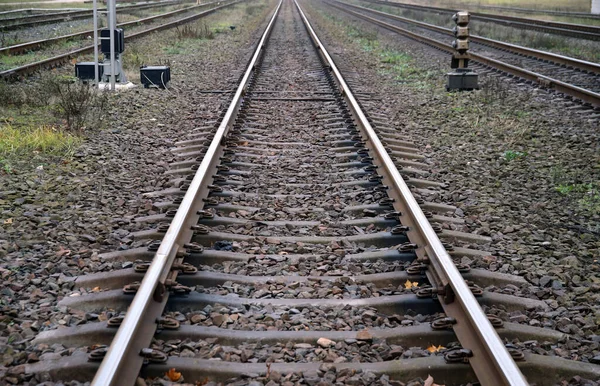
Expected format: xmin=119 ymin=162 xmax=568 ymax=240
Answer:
xmin=93 ymin=0 xmax=99 ymax=88
xmin=108 ymin=0 xmax=116 ymax=90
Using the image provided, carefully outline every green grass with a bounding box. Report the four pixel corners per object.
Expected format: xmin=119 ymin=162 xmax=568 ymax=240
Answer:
xmin=0 ymin=124 xmax=80 ymax=156
xmin=503 ymin=150 xmax=527 ymax=161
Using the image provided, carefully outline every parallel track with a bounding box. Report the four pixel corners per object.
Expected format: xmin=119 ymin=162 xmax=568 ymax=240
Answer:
xmin=0 ymin=0 xmax=188 ymax=30
xmin=23 ymin=0 xmax=600 ymax=385
xmin=0 ymin=0 xmax=223 ymax=55
xmin=327 ymin=0 xmax=600 ymax=108
xmin=358 ymin=0 xmax=600 ymax=40
xmin=0 ymin=0 xmax=241 ymax=79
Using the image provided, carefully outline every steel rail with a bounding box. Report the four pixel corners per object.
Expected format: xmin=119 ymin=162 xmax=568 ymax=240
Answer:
xmin=0 ymin=0 xmax=186 ymax=30
xmin=89 ymin=1 xmax=282 ymax=385
xmin=0 ymin=0 xmax=241 ymax=79
xmin=333 ymin=1 xmax=600 ymax=75
xmin=1 ymin=1 xmax=219 ymax=55
xmin=295 ymin=1 xmax=529 ymax=384
xmin=474 ymin=4 xmax=600 ymax=20
xmin=327 ymin=1 xmax=600 ymax=107
xmin=362 ymin=0 xmax=600 ymax=38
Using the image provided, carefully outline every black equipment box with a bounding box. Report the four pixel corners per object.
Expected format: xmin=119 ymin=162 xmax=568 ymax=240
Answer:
xmin=75 ymin=62 xmax=103 ymax=80
xmin=100 ymin=28 xmax=125 ymax=54
xmin=140 ymin=66 xmax=171 ymax=89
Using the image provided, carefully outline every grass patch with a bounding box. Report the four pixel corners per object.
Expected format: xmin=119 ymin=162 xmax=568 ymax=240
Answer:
xmin=503 ymin=150 xmax=527 ymax=161
xmin=0 ymin=124 xmax=80 ymax=156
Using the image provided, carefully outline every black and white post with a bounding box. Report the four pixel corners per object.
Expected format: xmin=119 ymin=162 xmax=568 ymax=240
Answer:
xmin=446 ymin=11 xmax=479 ymax=91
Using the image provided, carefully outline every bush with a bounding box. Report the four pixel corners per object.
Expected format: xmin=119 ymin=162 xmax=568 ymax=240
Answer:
xmin=35 ymin=75 xmax=107 ymax=132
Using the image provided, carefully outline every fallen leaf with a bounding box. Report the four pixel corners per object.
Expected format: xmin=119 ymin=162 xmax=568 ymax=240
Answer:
xmin=166 ymin=368 xmax=181 ymax=382
xmin=56 ymin=246 xmax=71 ymax=257
xmin=424 ymin=374 xmax=445 ymax=386
xmin=3 ymin=218 xmax=12 ymax=225
xmin=404 ymin=280 xmax=419 ymax=289
xmin=91 ymin=286 xmax=101 ymax=292
xmin=426 ymin=345 xmax=445 ymax=353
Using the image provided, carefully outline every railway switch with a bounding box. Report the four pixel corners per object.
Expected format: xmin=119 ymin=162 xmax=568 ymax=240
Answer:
xmin=447 ymin=11 xmax=479 ymax=91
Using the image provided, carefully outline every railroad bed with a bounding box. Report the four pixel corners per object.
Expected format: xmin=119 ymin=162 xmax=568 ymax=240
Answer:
xmin=19 ymin=0 xmax=600 ymax=385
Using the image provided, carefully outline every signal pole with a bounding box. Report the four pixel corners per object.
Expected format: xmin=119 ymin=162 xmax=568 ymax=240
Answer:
xmin=447 ymin=11 xmax=479 ymax=91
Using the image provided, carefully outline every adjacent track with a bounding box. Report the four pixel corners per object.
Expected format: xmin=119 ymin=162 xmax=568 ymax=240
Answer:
xmin=0 ymin=0 xmax=240 ymax=79
xmin=359 ymin=0 xmax=600 ymax=40
xmin=0 ymin=0 xmax=187 ymax=31
xmin=327 ymin=0 xmax=600 ymax=107
xmin=0 ymin=0 xmax=222 ymax=55
xmin=23 ymin=0 xmax=600 ymax=385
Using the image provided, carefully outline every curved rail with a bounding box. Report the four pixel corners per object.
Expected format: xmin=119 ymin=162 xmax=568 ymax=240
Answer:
xmin=334 ymin=1 xmax=600 ymax=75
xmin=327 ymin=1 xmax=600 ymax=107
xmin=0 ymin=1 xmax=220 ymax=55
xmin=0 ymin=0 xmax=241 ymax=79
xmin=89 ymin=1 xmax=283 ymax=385
xmin=361 ymin=0 xmax=600 ymax=40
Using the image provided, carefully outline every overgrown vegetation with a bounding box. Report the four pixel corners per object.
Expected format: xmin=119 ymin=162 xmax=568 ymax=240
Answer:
xmin=551 ymin=166 xmax=600 ymax=214
xmin=0 ymin=74 xmax=107 ymax=161
xmin=0 ymin=124 xmax=80 ymax=157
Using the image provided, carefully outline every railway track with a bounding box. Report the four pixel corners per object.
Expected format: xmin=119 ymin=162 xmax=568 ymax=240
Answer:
xmin=18 ymin=0 xmax=600 ymax=385
xmin=326 ymin=1 xmax=600 ymax=108
xmin=0 ymin=0 xmax=188 ymax=31
xmin=356 ymin=0 xmax=600 ymax=41
xmin=0 ymin=0 xmax=240 ymax=79
xmin=0 ymin=0 xmax=223 ymax=56
xmin=473 ymin=4 xmax=600 ymax=20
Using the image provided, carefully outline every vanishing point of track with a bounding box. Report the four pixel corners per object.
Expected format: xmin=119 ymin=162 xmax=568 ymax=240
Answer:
xmin=24 ymin=0 xmax=600 ymax=385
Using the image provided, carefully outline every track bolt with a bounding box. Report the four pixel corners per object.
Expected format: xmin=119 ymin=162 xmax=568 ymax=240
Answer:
xmin=191 ymin=224 xmax=210 ymax=234
xmin=165 ymin=210 xmax=178 ymax=218
xmin=203 ymin=197 xmax=219 ymax=206
xmin=88 ymin=345 xmax=108 ymax=362
xmin=391 ymin=225 xmax=409 ymax=235
xmin=134 ymin=263 xmax=151 ymax=273
xmin=487 ymin=314 xmax=504 ymax=328
xmin=123 ymin=282 xmax=141 ymax=294
xmin=172 ymin=262 xmax=198 ymax=274
xmin=158 ymin=223 xmax=170 ymax=233
xmin=140 ymin=348 xmax=168 ymax=363
xmin=406 ymin=263 xmax=427 ymax=275
xmin=431 ymin=316 xmax=457 ymax=330
xmin=184 ymin=242 xmax=204 ymax=252
xmin=444 ymin=348 xmax=473 ymax=363
xmin=107 ymin=315 xmax=124 ymax=327
xmin=212 ymin=175 xmax=227 ymax=182
xmin=397 ymin=243 xmax=418 ymax=252
xmin=384 ymin=211 xmax=401 ymax=220
xmin=507 ymin=347 xmax=525 ymax=361
xmin=455 ymin=263 xmax=471 ymax=273
xmin=173 ymin=197 xmax=183 ymax=204
xmin=197 ymin=210 xmax=215 ymax=219
xmin=157 ymin=317 xmax=180 ymax=330
xmin=378 ymin=198 xmax=394 ymax=206
xmin=148 ymin=240 xmax=162 ymax=251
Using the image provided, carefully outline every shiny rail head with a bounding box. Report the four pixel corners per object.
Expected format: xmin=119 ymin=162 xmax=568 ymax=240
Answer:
xmin=293 ymin=1 xmax=529 ymax=384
